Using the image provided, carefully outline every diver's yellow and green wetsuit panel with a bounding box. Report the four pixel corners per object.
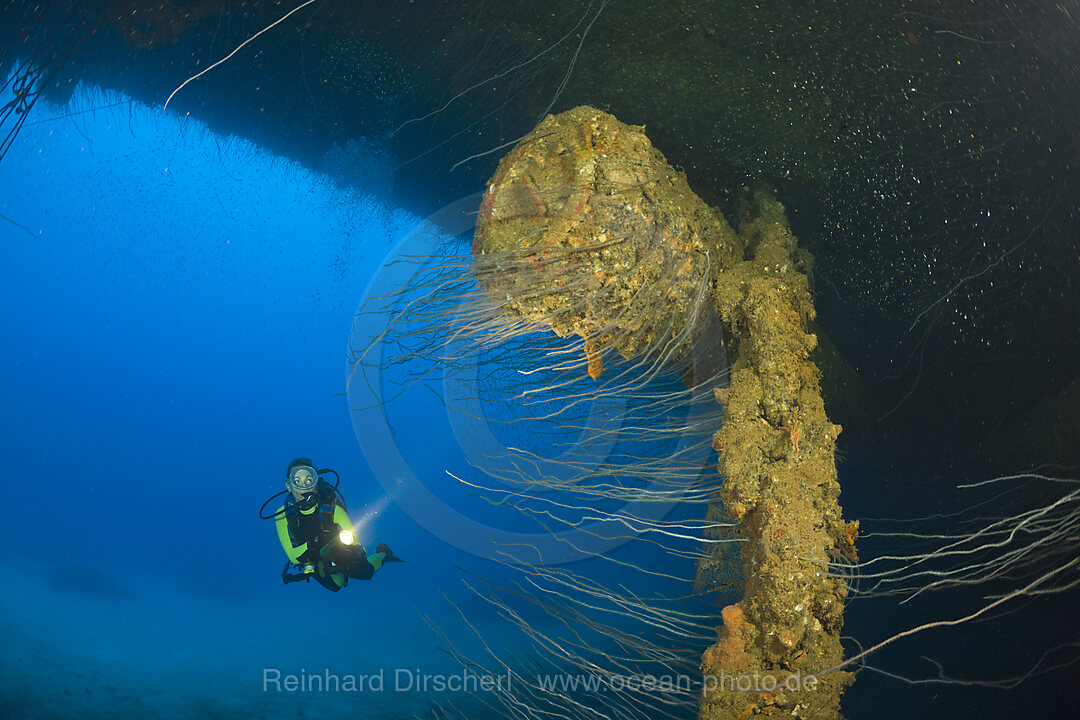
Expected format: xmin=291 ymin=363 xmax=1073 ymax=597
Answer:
xmin=274 ymin=502 xmax=385 ymax=588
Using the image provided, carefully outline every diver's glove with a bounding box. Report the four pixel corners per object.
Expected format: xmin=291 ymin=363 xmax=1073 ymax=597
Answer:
xmin=308 ymin=531 xmax=327 ymax=552
xmin=308 ymin=525 xmax=340 ymax=554
xmin=298 ymin=531 xmax=330 ymax=565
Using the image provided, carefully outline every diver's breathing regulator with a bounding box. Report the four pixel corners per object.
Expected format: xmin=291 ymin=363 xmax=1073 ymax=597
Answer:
xmin=257 ymin=465 xmax=346 ymax=520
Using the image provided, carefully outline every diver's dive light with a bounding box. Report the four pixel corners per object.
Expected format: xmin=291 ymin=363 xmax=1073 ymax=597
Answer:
xmin=319 ymin=528 xmax=359 ymax=565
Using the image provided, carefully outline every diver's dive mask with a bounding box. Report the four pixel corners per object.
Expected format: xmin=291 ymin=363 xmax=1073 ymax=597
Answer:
xmin=287 ymin=465 xmax=318 ymax=491
xmin=287 ymin=465 xmax=319 ymax=508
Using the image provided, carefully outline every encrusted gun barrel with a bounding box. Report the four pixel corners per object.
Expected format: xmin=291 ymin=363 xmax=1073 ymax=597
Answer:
xmin=474 ymin=106 xmax=856 ymax=719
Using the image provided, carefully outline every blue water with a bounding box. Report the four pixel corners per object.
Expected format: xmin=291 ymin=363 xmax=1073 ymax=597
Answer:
xmin=0 ymin=87 xmax=562 ymax=718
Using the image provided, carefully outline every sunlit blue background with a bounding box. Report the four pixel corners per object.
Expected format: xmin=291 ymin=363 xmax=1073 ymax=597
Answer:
xmin=0 ymin=87 xmax=542 ymax=718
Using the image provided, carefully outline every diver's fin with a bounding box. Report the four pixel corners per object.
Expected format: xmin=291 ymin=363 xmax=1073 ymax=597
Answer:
xmin=376 ymin=543 xmax=405 ymax=562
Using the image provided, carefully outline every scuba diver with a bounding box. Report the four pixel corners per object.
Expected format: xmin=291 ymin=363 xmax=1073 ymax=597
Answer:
xmin=260 ymin=457 xmax=403 ymax=592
